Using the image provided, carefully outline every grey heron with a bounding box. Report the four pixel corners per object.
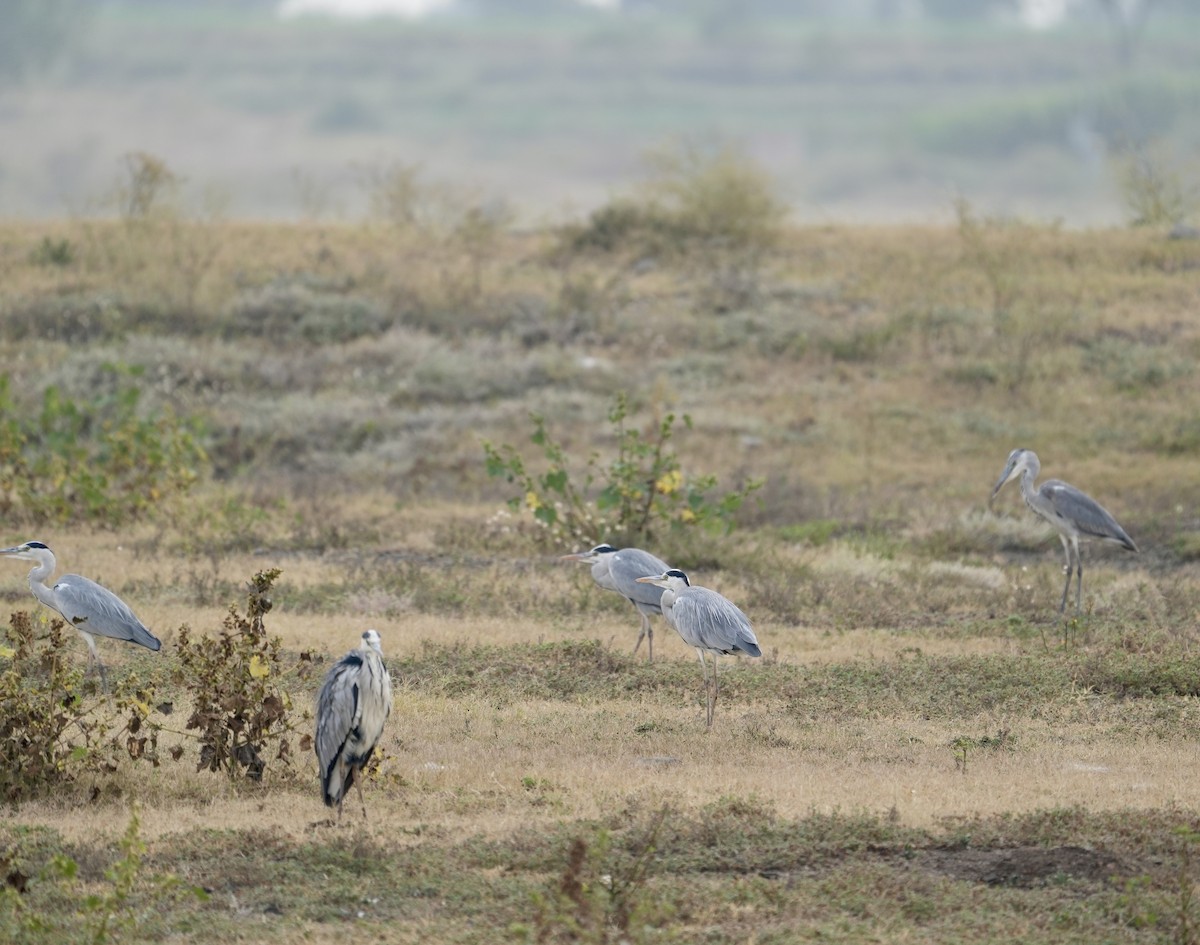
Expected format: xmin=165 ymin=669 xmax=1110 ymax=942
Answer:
xmin=560 ymin=544 xmax=670 ymax=661
xmin=0 ymin=540 xmax=161 ymax=686
xmin=635 ymin=569 xmax=760 ymax=729
xmin=315 ymin=629 xmax=393 ymax=821
xmin=990 ymin=448 xmax=1138 ymax=614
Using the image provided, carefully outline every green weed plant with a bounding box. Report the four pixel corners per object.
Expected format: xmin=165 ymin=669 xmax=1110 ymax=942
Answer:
xmin=0 ymin=367 xmax=207 ymax=527
xmin=483 ymin=392 xmax=761 ymax=549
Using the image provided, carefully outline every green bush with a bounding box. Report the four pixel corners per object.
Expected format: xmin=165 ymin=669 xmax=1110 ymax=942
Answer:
xmin=0 ymin=366 xmax=208 ymax=527
xmin=483 ymin=391 xmax=762 ymax=549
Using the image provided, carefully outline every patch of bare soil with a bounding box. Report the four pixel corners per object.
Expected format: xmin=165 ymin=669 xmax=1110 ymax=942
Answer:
xmin=918 ymin=845 xmax=1127 ymax=888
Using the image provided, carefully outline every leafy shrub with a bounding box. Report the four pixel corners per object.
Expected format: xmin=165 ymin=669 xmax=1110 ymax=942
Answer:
xmin=0 ymin=366 xmax=208 ymax=527
xmin=483 ymin=391 xmax=761 ymax=548
xmin=0 ymin=612 xmax=161 ymax=803
xmin=174 ymin=568 xmax=309 ymax=781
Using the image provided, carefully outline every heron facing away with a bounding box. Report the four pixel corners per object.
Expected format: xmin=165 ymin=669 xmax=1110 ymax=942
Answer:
xmin=635 ymin=569 xmax=760 ymax=729
xmin=315 ymin=629 xmax=393 ymax=821
xmin=560 ymin=544 xmax=670 ymax=661
xmin=990 ymin=448 xmax=1138 ymax=614
xmin=0 ymin=540 xmax=161 ymax=687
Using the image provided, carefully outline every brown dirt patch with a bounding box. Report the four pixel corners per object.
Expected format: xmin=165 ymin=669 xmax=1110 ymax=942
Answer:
xmin=918 ymin=845 xmax=1127 ymax=888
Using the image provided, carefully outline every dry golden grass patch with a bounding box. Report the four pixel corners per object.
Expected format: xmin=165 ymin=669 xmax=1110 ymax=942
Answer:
xmin=8 ymin=681 xmax=1197 ymax=851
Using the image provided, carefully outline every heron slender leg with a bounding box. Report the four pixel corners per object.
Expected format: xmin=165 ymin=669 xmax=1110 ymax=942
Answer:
xmin=1080 ymin=539 xmax=1089 ymax=611
xmin=705 ymin=652 xmax=715 ymax=729
xmin=695 ymin=648 xmax=713 ymax=729
xmin=1058 ymin=535 xmax=1073 ymax=614
xmin=81 ymin=632 xmax=108 ymax=691
xmin=632 ymin=613 xmax=654 ymax=662
xmin=355 ymin=772 xmax=368 ymax=820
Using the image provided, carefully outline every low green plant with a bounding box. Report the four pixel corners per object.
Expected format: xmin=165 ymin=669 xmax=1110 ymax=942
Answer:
xmin=174 ymin=569 xmax=307 ymax=781
xmin=81 ymin=807 xmax=200 ymax=945
xmin=0 ymin=810 xmax=205 ymax=945
xmin=0 ymin=366 xmax=208 ymax=527
xmin=1174 ymin=826 xmax=1200 ymax=945
xmin=0 ymin=837 xmax=79 ymax=943
xmin=483 ymin=391 xmax=762 ymax=548
xmin=519 ymin=809 xmax=669 ymax=945
xmin=28 ymin=236 xmax=74 ymax=267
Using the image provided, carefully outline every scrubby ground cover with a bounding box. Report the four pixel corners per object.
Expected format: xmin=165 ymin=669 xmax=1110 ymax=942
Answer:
xmin=2 ymin=191 xmax=1200 ymax=941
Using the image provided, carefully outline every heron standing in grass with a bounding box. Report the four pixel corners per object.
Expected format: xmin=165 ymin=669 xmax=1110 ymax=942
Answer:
xmin=0 ymin=540 xmax=161 ymax=687
xmin=560 ymin=544 xmax=670 ymax=661
xmin=990 ymin=448 xmax=1138 ymax=614
xmin=315 ymin=629 xmax=393 ymax=821
xmin=636 ymin=569 xmax=760 ymax=729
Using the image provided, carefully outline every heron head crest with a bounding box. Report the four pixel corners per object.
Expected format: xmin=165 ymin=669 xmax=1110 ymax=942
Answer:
xmin=591 ymin=544 xmax=617 ymax=554
xmin=664 ymin=568 xmax=690 ymax=585
xmin=25 ymin=541 xmax=50 ymax=550
xmin=361 ymin=629 xmax=384 ymax=654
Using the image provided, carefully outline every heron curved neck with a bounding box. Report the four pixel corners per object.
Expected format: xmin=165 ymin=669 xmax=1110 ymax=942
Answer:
xmin=26 ymin=559 xmax=57 ymax=606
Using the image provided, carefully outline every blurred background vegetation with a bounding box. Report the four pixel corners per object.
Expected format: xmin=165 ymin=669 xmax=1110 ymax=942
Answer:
xmin=2 ymin=0 xmax=1199 ymax=225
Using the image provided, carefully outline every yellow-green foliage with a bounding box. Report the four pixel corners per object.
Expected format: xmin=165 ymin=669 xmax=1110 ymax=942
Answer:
xmin=0 ymin=367 xmax=207 ymax=527
xmin=484 ymin=392 xmax=761 ymax=549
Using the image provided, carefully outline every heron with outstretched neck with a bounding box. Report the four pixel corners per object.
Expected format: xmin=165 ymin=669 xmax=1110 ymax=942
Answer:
xmin=560 ymin=544 xmax=670 ymax=660
xmin=0 ymin=540 xmax=161 ymax=687
xmin=989 ymin=448 xmax=1138 ymax=614
xmin=636 ymin=569 xmax=760 ymax=729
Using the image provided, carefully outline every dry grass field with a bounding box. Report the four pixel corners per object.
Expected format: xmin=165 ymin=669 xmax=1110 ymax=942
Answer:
xmin=3 ymin=182 xmax=1200 ymax=942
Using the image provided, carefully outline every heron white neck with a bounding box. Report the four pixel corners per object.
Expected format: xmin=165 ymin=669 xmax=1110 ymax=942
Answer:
xmin=1018 ymin=466 xmax=1041 ymax=504
xmin=26 ymin=558 xmax=58 ymax=607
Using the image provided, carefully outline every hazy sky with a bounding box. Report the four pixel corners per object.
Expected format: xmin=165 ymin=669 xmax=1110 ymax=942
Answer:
xmin=1 ymin=1 xmax=1192 ymax=225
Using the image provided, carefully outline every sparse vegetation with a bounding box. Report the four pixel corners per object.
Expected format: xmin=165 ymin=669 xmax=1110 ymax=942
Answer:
xmin=1 ymin=203 xmax=1200 ymax=943
xmin=0 ymin=366 xmax=207 ymax=527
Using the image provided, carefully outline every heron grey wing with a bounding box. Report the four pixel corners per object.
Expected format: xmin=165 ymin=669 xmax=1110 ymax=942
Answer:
xmin=52 ymin=574 xmax=162 ymax=650
xmin=315 ymin=655 xmax=364 ymax=772
xmin=610 ymin=549 xmax=670 ymax=612
xmin=1042 ymin=481 xmax=1137 ymax=550
xmin=674 ymin=588 xmax=760 ymax=657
